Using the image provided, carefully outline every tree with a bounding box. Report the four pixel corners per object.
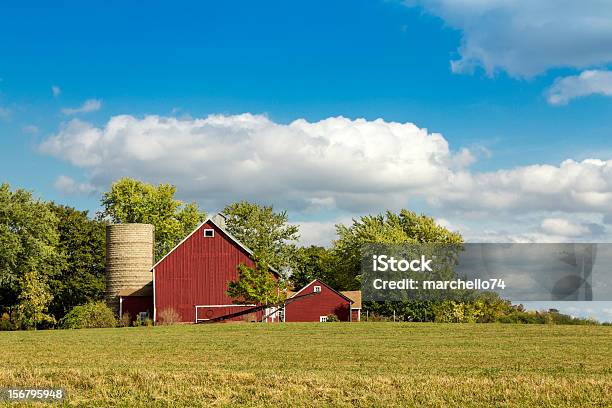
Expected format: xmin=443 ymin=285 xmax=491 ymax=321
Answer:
xmin=222 ymin=201 xmax=299 ymax=274
xmin=0 ymin=183 xmax=62 ymax=315
xmin=47 ymin=204 xmax=107 ymax=318
xmin=14 ymin=270 xmax=55 ymax=329
xmin=226 ymin=263 xmax=285 ymax=309
xmin=101 ymin=178 xmax=206 ymax=260
xmin=331 ymin=209 xmax=463 ymax=322
xmin=332 ymin=209 xmax=463 ymax=290
xmin=291 ymin=246 xmax=333 ymax=290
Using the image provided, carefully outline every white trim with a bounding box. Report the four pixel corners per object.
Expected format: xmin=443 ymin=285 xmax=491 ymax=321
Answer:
xmin=194 ymin=304 xmax=257 ymax=322
xmin=119 ymin=296 xmax=123 ymax=318
xmin=319 ymin=316 xmax=328 ymax=322
xmin=289 ymin=279 xmax=319 ymax=298
xmin=152 ymin=268 xmax=156 ymax=323
xmin=203 ymin=228 xmax=215 ymax=237
xmin=313 ymin=285 xmax=321 ymax=293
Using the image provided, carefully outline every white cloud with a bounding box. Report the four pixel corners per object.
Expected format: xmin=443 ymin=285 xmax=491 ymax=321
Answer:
xmin=53 ymin=175 xmax=96 ymax=195
xmin=52 ymin=85 xmax=61 ymax=97
xmin=40 ymin=114 xmax=468 ymax=212
xmin=540 ymin=218 xmax=591 ymax=237
xmin=292 ymin=220 xmax=342 ymax=247
xmin=39 ymin=113 xmax=612 ymax=244
xmin=406 ymin=1 xmax=612 ymax=78
xmin=61 ymin=99 xmax=102 ymax=115
xmin=433 ymin=159 xmax=612 ymax=214
xmin=546 ymin=70 xmax=612 ymax=105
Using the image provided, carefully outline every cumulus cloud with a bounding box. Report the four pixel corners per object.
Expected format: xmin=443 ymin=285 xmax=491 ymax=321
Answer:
xmin=40 ymin=114 xmax=468 ymax=212
xmin=52 ymin=85 xmax=61 ymax=97
xmin=433 ymin=159 xmax=612 ymax=214
xmin=53 ymin=175 xmax=97 ymax=195
xmin=406 ymin=1 xmax=612 ymax=77
xmin=39 ymin=114 xmax=612 ymax=222
xmin=546 ymin=70 xmax=612 ymax=105
xmin=292 ymin=220 xmax=345 ymax=247
xmin=62 ymin=99 xmax=102 ymax=115
xmin=540 ymin=218 xmax=591 ymax=237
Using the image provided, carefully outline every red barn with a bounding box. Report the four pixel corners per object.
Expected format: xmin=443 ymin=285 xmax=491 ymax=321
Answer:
xmin=151 ymin=215 xmax=280 ymax=323
xmin=284 ymin=279 xmax=355 ymax=322
xmin=118 ymin=214 xmax=362 ymax=324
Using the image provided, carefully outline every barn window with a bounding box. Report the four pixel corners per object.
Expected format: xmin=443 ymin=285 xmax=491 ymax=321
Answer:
xmin=319 ymin=316 xmax=327 ymax=322
xmin=313 ymin=286 xmax=321 ymax=293
xmin=203 ymin=229 xmax=215 ymax=237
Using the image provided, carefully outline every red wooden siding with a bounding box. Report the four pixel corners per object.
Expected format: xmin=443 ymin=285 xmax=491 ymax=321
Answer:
xmin=154 ymin=221 xmax=265 ymax=323
xmin=285 ymin=279 xmax=351 ymax=322
xmin=121 ymin=296 xmax=153 ymax=322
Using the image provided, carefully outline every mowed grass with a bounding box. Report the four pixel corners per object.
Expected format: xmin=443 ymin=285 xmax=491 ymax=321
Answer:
xmin=1 ymin=323 xmax=611 ymax=407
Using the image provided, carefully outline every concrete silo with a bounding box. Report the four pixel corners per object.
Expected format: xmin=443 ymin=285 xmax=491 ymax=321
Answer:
xmin=105 ymin=223 xmax=155 ymax=315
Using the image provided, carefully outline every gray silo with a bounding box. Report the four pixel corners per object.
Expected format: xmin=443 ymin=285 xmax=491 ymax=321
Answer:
xmin=105 ymin=223 xmax=155 ymax=314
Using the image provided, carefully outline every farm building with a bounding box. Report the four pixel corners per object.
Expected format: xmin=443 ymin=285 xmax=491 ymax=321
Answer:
xmin=109 ymin=214 xmax=361 ymax=324
xmin=285 ymin=279 xmax=361 ymax=322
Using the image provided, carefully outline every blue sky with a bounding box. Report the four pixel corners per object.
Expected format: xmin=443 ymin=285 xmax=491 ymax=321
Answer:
xmin=2 ymin=1 xmax=612 ymax=320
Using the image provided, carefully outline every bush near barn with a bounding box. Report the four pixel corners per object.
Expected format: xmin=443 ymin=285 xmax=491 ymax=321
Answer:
xmin=60 ymin=301 xmax=116 ymax=329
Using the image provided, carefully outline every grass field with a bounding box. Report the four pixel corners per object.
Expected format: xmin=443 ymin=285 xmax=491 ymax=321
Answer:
xmin=2 ymin=323 xmax=611 ymax=407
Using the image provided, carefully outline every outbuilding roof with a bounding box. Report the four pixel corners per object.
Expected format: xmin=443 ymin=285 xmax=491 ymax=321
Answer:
xmin=341 ymin=291 xmax=362 ymax=309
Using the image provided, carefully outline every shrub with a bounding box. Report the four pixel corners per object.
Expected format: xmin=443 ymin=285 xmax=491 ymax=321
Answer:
xmin=158 ymin=308 xmax=180 ymax=325
xmin=326 ymin=314 xmax=339 ymax=322
xmin=0 ymin=313 xmax=15 ymax=331
xmin=118 ymin=313 xmax=131 ymax=327
xmin=61 ymin=301 xmax=116 ymax=329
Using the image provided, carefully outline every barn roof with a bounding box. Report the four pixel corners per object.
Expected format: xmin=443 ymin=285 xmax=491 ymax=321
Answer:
xmin=118 ymin=283 xmax=153 ymax=297
xmin=150 ymin=213 xmax=281 ymax=277
xmin=289 ymin=279 xmax=354 ymax=304
xmin=341 ymin=291 xmax=362 ymax=309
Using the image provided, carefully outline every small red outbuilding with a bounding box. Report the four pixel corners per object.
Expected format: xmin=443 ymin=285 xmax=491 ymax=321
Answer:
xmin=284 ymin=279 xmax=355 ymax=322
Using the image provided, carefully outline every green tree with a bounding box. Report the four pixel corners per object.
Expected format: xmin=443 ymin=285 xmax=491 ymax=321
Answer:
xmin=101 ymin=178 xmax=206 ymax=260
xmin=222 ymin=201 xmax=299 ymax=274
xmin=14 ymin=270 xmax=55 ymax=329
xmin=332 ymin=209 xmax=463 ymax=290
xmin=227 ymin=263 xmax=285 ymax=309
xmin=48 ymin=204 xmax=107 ymax=318
xmin=332 ymin=209 xmax=463 ymax=322
xmin=0 ymin=183 xmax=62 ymax=314
xmin=291 ymin=246 xmax=333 ymax=290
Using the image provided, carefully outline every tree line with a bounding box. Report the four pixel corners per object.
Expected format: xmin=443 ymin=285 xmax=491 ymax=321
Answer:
xmin=0 ymin=178 xmax=604 ymax=329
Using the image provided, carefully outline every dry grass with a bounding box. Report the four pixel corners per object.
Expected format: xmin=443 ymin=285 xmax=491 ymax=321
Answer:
xmin=1 ymin=323 xmax=611 ymax=407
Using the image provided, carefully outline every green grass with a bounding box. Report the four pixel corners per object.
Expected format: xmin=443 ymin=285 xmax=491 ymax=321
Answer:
xmin=1 ymin=323 xmax=611 ymax=407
